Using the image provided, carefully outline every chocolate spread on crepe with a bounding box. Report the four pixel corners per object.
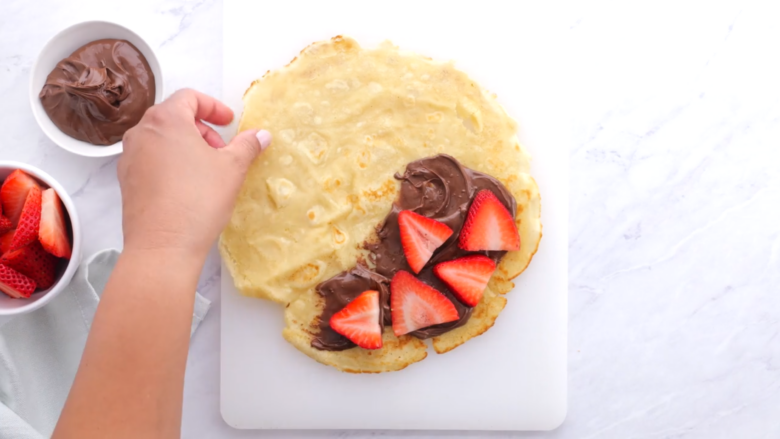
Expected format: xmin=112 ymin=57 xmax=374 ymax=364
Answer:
xmin=311 ymin=266 xmax=391 ymax=351
xmin=39 ymin=39 xmax=155 ymax=145
xmin=312 ymin=155 xmax=516 ymax=351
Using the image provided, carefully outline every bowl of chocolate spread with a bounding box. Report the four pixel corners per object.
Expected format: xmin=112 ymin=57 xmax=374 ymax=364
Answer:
xmin=29 ymin=21 xmax=163 ymax=157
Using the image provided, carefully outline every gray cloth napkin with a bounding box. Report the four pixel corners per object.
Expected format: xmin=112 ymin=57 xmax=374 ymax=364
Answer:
xmin=0 ymin=249 xmax=211 ymax=438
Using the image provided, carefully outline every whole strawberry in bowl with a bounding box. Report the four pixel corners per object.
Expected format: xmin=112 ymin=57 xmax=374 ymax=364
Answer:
xmin=0 ymin=162 xmax=81 ymax=317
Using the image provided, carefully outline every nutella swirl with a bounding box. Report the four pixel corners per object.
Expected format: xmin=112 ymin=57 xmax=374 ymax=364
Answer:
xmin=312 ymin=155 xmax=516 ymax=350
xmin=39 ymin=39 xmax=155 ymax=146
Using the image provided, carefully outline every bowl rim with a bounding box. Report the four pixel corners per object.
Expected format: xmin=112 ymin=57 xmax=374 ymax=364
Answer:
xmin=0 ymin=161 xmax=82 ymax=316
xmin=29 ymin=19 xmax=164 ymax=158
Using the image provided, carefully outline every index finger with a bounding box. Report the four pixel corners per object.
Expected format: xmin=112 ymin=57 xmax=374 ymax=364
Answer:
xmin=167 ymin=88 xmax=234 ymax=126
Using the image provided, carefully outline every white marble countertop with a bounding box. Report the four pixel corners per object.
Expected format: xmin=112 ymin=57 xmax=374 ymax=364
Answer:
xmin=2 ymin=0 xmax=779 ymax=437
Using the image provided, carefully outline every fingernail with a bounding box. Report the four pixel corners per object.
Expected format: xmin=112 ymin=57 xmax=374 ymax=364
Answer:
xmin=256 ymin=130 xmax=272 ymax=151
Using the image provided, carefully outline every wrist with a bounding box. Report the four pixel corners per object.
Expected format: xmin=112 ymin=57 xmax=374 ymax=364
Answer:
xmin=120 ymin=247 xmax=207 ymax=275
xmin=123 ymin=230 xmax=212 ymax=263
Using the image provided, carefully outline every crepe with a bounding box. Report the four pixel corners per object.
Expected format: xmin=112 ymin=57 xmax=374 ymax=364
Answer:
xmin=220 ymin=36 xmax=541 ymax=372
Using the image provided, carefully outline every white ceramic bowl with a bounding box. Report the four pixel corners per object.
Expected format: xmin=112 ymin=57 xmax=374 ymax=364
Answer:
xmin=29 ymin=20 xmax=163 ymax=158
xmin=0 ymin=162 xmax=82 ymax=317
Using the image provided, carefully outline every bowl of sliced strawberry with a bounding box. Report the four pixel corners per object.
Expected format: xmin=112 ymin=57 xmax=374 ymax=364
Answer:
xmin=0 ymin=162 xmax=80 ymax=316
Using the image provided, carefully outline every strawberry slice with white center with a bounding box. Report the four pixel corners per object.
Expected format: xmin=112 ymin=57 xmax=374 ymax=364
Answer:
xmin=390 ymin=270 xmax=459 ymax=336
xmin=433 ymin=255 xmax=497 ymax=307
xmin=1 ymin=170 xmax=40 ymax=226
xmin=459 ymin=189 xmax=520 ymax=251
xmin=2 ymin=241 xmax=57 ymax=290
xmin=329 ymin=290 xmax=383 ymax=350
xmin=0 ymin=263 xmax=36 ymax=299
xmin=9 ymin=186 xmax=41 ymax=252
xmin=39 ymin=188 xmax=72 ymax=259
xmin=398 ymin=210 xmax=453 ymax=274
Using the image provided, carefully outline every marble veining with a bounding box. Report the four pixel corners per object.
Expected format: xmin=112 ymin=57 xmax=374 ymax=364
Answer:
xmin=1 ymin=0 xmax=779 ymax=437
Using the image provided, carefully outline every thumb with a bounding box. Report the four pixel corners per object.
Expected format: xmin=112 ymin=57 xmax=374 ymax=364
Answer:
xmin=223 ymin=129 xmax=272 ymax=168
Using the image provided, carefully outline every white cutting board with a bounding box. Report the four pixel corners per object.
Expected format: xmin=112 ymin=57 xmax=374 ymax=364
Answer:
xmin=221 ymin=0 xmax=568 ymax=430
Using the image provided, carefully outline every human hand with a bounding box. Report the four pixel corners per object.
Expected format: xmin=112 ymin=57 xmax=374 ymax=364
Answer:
xmin=118 ymin=88 xmax=272 ymax=259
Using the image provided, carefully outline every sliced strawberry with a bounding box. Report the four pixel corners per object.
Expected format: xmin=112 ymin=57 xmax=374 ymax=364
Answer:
xmin=433 ymin=255 xmax=497 ymax=307
xmin=0 ymin=229 xmax=15 ymax=255
xmin=398 ymin=210 xmax=453 ymax=273
xmin=0 ymin=189 xmax=12 ymax=235
xmin=1 ymin=170 xmax=41 ymax=226
xmin=459 ymin=189 xmax=520 ymax=251
xmin=39 ymin=188 xmax=71 ymax=259
xmin=329 ymin=290 xmax=383 ymax=350
xmin=0 ymin=215 xmax=11 ymax=234
xmin=0 ymin=263 xmax=36 ymax=299
xmin=390 ymin=270 xmax=459 ymax=336
xmin=1 ymin=241 xmax=57 ymax=289
xmin=10 ymin=186 xmax=42 ymax=252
